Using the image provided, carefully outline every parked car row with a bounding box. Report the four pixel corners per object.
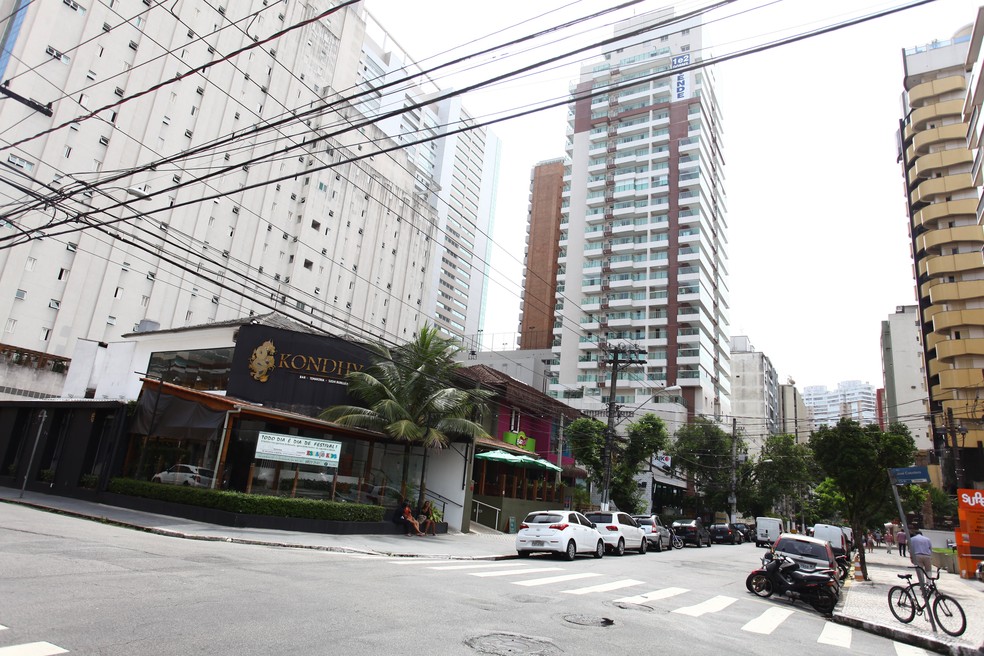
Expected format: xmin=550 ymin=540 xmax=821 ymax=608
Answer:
xmin=515 ymin=511 xmax=749 ymax=558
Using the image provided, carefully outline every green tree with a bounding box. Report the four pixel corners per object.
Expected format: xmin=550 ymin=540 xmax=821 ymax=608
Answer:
xmin=566 ymin=413 xmax=669 ymax=512
xmin=320 ymin=326 xmax=491 ymax=509
xmin=809 ymin=419 xmax=915 ymax=578
xmin=929 ymin=486 xmax=957 ymax=520
xmin=669 ymin=417 xmax=735 ymax=517
xmin=611 ymin=413 xmax=669 ymax=512
xmin=899 ymin=484 xmax=928 ymax=515
xmin=810 ymin=477 xmax=846 ymax=522
xmin=755 ymin=434 xmax=820 ymax=529
xmin=565 ymin=417 xmax=606 ymax=484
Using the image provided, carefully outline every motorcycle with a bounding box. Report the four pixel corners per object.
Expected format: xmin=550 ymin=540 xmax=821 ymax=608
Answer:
xmin=745 ymin=552 xmax=839 ymax=614
xmin=835 ymin=554 xmax=850 ymax=582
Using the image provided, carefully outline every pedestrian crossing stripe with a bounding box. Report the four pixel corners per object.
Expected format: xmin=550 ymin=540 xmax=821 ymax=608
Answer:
xmin=0 ymin=642 xmax=68 ymax=655
xmin=817 ymin=622 xmax=851 ymax=648
xmin=561 ymin=579 xmax=645 ymax=595
xmin=893 ymin=643 xmax=927 ymax=655
xmin=470 ymin=567 xmax=563 ymax=577
xmin=672 ymin=595 xmax=737 ymax=617
xmin=614 ymin=587 xmax=688 ymax=604
xmin=742 ymin=607 xmax=794 ymax=634
xmin=512 ymin=572 xmax=601 ymax=587
xmin=428 ymin=563 xmax=522 ymax=571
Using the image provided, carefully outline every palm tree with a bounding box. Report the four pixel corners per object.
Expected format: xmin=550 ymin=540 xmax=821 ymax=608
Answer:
xmin=320 ymin=326 xmax=491 ymax=510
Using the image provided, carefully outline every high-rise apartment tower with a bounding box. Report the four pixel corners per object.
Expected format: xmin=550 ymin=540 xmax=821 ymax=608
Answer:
xmin=898 ymin=22 xmax=979 ymax=459
xmin=551 ymin=8 xmax=730 ymax=417
xmin=0 ymin=1 xmax=498 ymax=400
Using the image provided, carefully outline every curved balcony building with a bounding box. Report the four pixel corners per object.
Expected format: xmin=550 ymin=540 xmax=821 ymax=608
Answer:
xmin=899 ymin=22 xmax=981 ymax=480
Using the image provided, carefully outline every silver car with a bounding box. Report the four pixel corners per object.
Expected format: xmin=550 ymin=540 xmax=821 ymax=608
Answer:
xmin=632 ymin=514 xmax=672 ymax=552
xmin=515 ymin=510 xmax=605 ymax=560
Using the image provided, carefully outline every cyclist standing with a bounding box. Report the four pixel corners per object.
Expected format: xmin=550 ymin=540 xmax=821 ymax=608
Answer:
xmin=909 ymin=526 xmax=933 ymax=583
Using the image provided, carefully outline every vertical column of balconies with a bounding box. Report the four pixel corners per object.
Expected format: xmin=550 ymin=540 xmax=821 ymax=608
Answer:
xmin=901 ymin=57 xmax=983 ymax=456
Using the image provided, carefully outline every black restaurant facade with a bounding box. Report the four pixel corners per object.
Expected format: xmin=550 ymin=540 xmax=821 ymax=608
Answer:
xmin=0 ymin=314 xmax=581 ymax=532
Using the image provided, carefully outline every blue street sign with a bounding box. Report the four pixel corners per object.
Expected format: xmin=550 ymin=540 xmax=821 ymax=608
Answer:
xmin=890 ymin=466 xmax=930 ymax=484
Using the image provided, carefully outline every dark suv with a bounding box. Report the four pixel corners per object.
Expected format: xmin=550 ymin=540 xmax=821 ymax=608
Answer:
xmin=671 ymin=518 xmax=711 ymax=547
xmin=709 ymin=523 xmax=744 ymax=544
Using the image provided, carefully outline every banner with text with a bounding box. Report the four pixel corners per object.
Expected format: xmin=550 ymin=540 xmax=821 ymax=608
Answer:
xmin=254 ymin=431 xmax=342 ymax=468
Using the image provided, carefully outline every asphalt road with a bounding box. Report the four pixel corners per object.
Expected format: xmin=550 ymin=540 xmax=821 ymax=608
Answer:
xmin=0 ymin=505 xmax=933 ymax=655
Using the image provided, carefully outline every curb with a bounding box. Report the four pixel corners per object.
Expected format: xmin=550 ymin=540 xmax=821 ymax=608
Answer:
xmin=830 ymin=612 xmax=973 ymax=656
xmin=0 ymin=497 xmax=516 ymax=561
xmin=833 ymin=562 xmax=979 ymax=656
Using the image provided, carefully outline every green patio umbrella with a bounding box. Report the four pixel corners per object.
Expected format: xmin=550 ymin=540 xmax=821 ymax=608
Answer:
xmin=474 ymin=449 xmax=525 ymax=463
xmin=515 ymin=455 xmax=562 ymax=472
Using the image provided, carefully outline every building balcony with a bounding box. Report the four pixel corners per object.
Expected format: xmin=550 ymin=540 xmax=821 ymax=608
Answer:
xmin=936 ymin=338 xmax=984 ymax=364
xmin=905 ymin=99 xmax=966 ymax=137
xmin=929 ymin=280 xmax=984 ymax=304
xmin=912 ymin=198 xmax=978 ymax=230
xmin=907 ymin=123 xmax=969 ymax=160
xmin=907 ymin=75 xmax=967 ymax=109
xmin=932 ymin=309 xmax=984 ymax=334
xmin=908 ymin=149 xmax=973 ymax=185
xmin=939 ymin=366 xmax=984 ymax=392
xmin=917 ymin=225 xmax=984 ymax=255
xmin=918 ymin=251 xmax=984 ymax=279
xmin=910 ymin=173 xmax=974 ymax=206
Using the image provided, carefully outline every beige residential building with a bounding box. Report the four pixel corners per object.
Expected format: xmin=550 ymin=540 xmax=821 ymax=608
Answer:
xmin=899 ymin=12 xmax=982 ymax=489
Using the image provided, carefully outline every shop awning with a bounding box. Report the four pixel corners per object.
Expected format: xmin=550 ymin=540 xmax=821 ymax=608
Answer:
xmin=474 ymin=449 xmax=562 ymax=472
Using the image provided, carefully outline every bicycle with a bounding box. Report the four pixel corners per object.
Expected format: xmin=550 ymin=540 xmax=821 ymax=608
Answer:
xmin=887 ymin=566 xmax=966 ymax=637
xmin=670 ymin=529 xmax=684 ymax=550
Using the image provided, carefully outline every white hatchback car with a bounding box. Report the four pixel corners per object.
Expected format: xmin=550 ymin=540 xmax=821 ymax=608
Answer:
xmin=152 ymin=464 xmax=214 ymax=488
xmin=584 ymin=511 xmax=648 ymax=555
xmin=515 ymin=510 xmax=605 ymax=560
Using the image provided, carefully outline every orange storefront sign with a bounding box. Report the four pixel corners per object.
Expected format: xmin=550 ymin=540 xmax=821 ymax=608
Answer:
xmin=955 ymin=488 xmax=984 ymax=579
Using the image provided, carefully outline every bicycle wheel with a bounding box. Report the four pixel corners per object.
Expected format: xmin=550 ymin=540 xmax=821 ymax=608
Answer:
xmin=887 ymin=586 xmax=916 ymax=623
xmin=932 ymin=594 xmax=966 ymax=637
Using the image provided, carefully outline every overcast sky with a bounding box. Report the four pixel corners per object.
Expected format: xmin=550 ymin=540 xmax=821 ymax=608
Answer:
xmin=363 ymin=0 xmax=975 ymax=389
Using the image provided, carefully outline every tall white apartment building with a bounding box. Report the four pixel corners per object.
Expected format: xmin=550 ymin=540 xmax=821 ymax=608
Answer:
xmin=803 ymin=381 xmax=878 ymax=428
xmin=0 ymin=0 xmax=496 ymax=397
xmin=357 ymin=16 xmax=501 ymax=339
xmin=551 ymin=8 xmax=730 ymax=418
xmin=881 ymin=305 xmax=932 ymax=451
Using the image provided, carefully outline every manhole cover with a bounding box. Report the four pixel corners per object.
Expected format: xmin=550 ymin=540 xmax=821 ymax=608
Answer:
xmin=465 ymin=633 xmax=562 ymax=655
xmin=562 ymin=614 xmax=615 ymax=627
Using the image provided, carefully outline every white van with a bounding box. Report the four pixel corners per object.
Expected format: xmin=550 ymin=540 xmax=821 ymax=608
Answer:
xmin=812 ymin=523 xmax=849 ymax=556
xmin=755 ymin=517 xmax=783 ymax=548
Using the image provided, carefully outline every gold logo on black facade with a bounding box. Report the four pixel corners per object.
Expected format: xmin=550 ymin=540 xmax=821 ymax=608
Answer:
xmin=249 ymin=340 xmax=277 ymax=382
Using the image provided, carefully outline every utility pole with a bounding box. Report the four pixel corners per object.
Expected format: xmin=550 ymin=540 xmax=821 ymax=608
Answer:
xmin=729 ymin=417 xmax=737 ymax=524
xmin=600 ymin=342 xmax=645 ymax=511
xmin=601 ymin=347 xmax=622 ymax=512
xmin=946 ymin=408 xmax=965 ymax=491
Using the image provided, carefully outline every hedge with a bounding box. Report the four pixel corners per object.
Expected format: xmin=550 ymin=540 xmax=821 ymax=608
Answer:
xmin=108 ymin=478 xmax=386 ymax=522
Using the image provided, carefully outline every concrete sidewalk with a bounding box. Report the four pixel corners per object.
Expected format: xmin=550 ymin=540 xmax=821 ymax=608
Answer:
xmin=3 ymin=488 xmax=982 ymax=654
xmin=0 ymin=488 xmax=518 ymax=559
xmin=834 ymin=542 xmax=984 ymax=655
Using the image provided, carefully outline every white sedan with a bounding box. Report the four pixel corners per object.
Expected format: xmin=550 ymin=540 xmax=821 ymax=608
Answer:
xmin=515 ymin=510 xmax=605 ymax=560
xmin=583 ymin=511 xmax=648 ymax=555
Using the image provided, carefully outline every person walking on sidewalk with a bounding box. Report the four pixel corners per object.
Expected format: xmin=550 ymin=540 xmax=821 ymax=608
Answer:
xmin=909 ymin=527 xmax=933 ymax=585
xmin=896 ymin=529 xmax=907 ymax=557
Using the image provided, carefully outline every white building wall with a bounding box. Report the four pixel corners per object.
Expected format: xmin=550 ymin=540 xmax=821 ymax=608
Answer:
xmin=882 ymin=305 xmax=933 ymax=450
xmin=0 ymin=1 xmax=449 ymax=395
